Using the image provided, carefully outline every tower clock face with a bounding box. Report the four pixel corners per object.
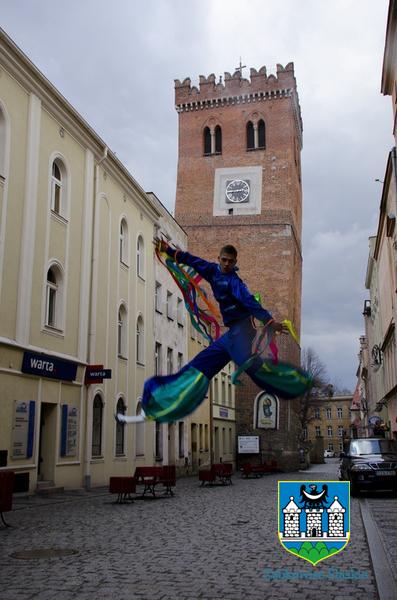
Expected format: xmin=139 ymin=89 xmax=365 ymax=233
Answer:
xmin=225 ymin=179 xmax=250 ymax=203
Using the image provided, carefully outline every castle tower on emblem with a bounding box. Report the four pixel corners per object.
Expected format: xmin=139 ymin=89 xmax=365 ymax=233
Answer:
xmin=306 ymin=508 xmax=323 ymax=538
xmin=282 ymin=497 xmax=301 ymax=538
xmin=327 ymin=496 xmax=345 ymax=537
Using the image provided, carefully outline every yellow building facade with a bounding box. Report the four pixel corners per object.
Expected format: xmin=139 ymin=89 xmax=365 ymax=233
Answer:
xmin=306 ymin=395 xmax=353 ymax=456
xmin=0 ymin=29 xmax=161 ymax=492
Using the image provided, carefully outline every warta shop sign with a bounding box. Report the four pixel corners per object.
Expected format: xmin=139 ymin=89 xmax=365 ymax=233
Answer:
xmin=22 ymin=351 xmax=78 ymax=381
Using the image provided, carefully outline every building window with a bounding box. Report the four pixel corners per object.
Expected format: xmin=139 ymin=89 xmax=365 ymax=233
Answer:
xmin=338 ymin=426 xmax=344 ymax=437
xmin=177 ymin=352 xmax=183 ymax=371
xmin=222 ymin=427 xmax=226 ymax=453
xmin=246 ymin=121 xmax=255 ymax=150
xmin=155 ymin=422 xmax=163 ymax=460
xmin=199 ymin=424 xmax=203 ymax=451
xmin=178 ymin=421 xmax=185 ymax=457
xmin=339 ymin=441 xmax=343 ymax=452
xmin=228 ymin=428 xmax=232 ymax=453
xmin=135 ymin=401 xmax=145 ymax=456
xmin=45 ymin=265 xmax=63 ymax=329
xmin=327 ymin=426 xmax=333 ymax=437
xmin=155 ymin=342 xmax=162 ymax=375
xmin=119 ymin=219 xmax=128 ymax=265
xmin=221 ymin=378 xmax=226 ymax=405
xmin=118 ymin=304 xmax=127 ymax=358
xmin=337 ymin=407 xmax=343 ymax=419
xmin=92 ymin=395 xmax=103 ymax=457
xmin=177 ymin=297 xmax=184 ymax=326
xmin=315 ymin=426 xmax=321 ymax=437
xmin=137 ymin=235 xmax=144 ymax=278
xmin=155 ymin=282 xmax=162 ymax=312
xmin=203 ymin=127 xmax=211 ymax=155
xmin=257 ymin=119 xmax=266 ymax=148
xmin=326 ymin=408 xmax=332 ymax=419
xmin=166 ymin=291 xmax=173 ymax=320
xmin=0 ymin=106 xmax=6 ymax=177
xmin=328 ymin=442 xmax=334 ymax=451
xmin=115 ymin=397 xmax=126 ymax=455
xmin=136 ymin=316 xmax=144 ymax=364
xmin=215 ymin=125 xmax=222 ymax=154
xmin=303 ymin=427 xmax=308 ymax=439
xmin=205 ymin=424 xmax=209 ymax=451
xmin=167 ymin=347 xmax=173 ymax=375
xmin=51 ymin=160 xmax=63 ymax=215
xmin=314 ymin=407 xmax=320 ymax=419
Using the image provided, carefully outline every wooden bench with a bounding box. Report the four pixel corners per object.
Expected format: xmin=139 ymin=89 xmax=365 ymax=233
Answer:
xmin=133 ymin=466 xmax=176 ymax=498
xmin=0 ymin=470 xmax=15 ymax=527
xmin=199 ymin=463 xmax=233 ymax=486
xmin=241 ymin=461 xmax=279 ymax=478
xmin=109 ymin=476 xmax=136 ymax=503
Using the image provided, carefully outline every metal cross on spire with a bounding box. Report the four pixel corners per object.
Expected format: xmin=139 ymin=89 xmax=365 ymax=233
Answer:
xmin=235 ymin=57 xmax=247 ymax=76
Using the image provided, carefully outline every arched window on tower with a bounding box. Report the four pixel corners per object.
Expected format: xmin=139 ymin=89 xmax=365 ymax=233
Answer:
xmin=203 ymin=127 xmax=211 ymax=155
xmin=247 ymin=121 xmax=255 ymax=150
xmin=258 ymin=119 xmax=266 ymax=149
xmin=215 ymin=126 xmax=222 ymax=154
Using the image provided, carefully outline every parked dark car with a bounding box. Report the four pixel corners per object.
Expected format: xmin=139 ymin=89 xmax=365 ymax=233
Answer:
xmin=339 ymin=438 xmax=397 ymax=495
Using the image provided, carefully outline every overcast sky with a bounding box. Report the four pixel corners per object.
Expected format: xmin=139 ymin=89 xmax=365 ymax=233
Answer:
xmin=1 ymin=0 xmax=393 ymax=391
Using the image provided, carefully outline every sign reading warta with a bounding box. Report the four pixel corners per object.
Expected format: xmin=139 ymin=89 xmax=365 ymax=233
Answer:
xmin=85 ymin=365 xmax=112 ymax=384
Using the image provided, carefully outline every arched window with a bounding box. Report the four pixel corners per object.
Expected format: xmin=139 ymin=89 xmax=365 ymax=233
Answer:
xmin=115 ymin=397 xmax=126 ymax=455
xmin=203 ymin=127 xmax=211 ymax=155
xmin=92 ymin=394 xmax=103 ymax=457
xmin=215 ymin=125 xmax=222 ymax=154
xmin=137 ymin=235 xmax=144 ymax=278
xmin=258 ymin=119 xmax=266 ymax=149
xmin=246 ymin=121 xmax=255 ymax=150
xmin=136 ymin=315 xmax=144 ymax=364
xmin=51 ymin=159 xmax=66 ymax=215
xmin=135 ymin=400 xmax=145 ymax=456
xmin=45 ymin=265 xmax=63 ymax=329
xmin=119 ymin=219 xmax=128 ymax=265
xmin=118 ymin=304 xmax=127 ymax=358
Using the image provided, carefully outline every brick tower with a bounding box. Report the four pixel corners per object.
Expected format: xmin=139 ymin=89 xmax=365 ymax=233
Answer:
xmin=173 ymin=64 xmax=303 ymax=470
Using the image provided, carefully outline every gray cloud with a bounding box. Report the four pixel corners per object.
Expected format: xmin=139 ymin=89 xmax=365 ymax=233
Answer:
xmin=1 ymin=0 xmax=393 ymax=390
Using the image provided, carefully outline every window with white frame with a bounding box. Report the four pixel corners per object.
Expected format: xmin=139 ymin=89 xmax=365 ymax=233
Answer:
xmin=177 ymin=352 xmax=183 ymax=371
xmin=137 ymin=235 xmax=145 ymax=278
xmin=51 ymin=159 xmax=65 ymax=216
xmin=166 ymin=291 xmax=173 ymax=320
xmin=167 ymin=347 xmax=173 ymax=375
xmin=177 ymin=297 xmax=184 ymax=325
xmin=45 ymin=265 xmax=63 ymax=329
xmin=155 ymin=422 xmax=163 ymax=460
xmin=326 ymin=407 xmax=332 ymax=419
xmin=119 ymin=219 xmax=128 ymax=265
xmin=315 ymin=426 xmax=321 ymax=437
xmin=135 ymin=401 xmax=145 ymax=457
xmin=339 ymin=441 xmax=343 ymax=451
xmin=314 ymin=407 xmax=320 ymax=419
xmin=115 ymin=397 xmax=126 ymax=455
xmin=337 ymin=407 xmax=343 ymax=419
xmin=178 ymin=421 xmax=185 ymax=457
xmin=338 ymin=426 xmax=344 ymax=437
xmin=92 ymin=394 xmax=103 ymax=457
xmin=155 ymin=342 xmax=162 ymax=375
xmin=155 ymin=282 xmax=162 ymax=312
xmin=328 ymin=442 xmax=334 ymax=451
xmin=118 ymin=304 xmax=127 ymax=358
xmin=327 ymin=426 xmax=333 ymax=437
xmin=303 ymin=427 xmax=307 ymax=439
xmin=136 ymin=316 xmax=144 ymax=364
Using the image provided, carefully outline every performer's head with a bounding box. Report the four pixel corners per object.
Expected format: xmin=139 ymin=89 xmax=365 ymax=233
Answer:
xmin=218 ymin=244 xmax=237 ymax=273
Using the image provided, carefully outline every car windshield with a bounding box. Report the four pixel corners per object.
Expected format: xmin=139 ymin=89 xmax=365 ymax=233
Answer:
xmin=348 ymin=439 xmax=397 ymax=456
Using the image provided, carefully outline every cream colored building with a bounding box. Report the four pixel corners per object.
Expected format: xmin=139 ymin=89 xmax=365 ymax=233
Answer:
xmin=305 ymin=395 xmax=352 ymax=456
xmin=0 ymin=28 xmax=162 ymax=492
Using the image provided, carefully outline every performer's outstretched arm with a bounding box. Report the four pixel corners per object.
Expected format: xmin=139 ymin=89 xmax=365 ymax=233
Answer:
xmin=159 ymin=241 xmax=216 ymax=282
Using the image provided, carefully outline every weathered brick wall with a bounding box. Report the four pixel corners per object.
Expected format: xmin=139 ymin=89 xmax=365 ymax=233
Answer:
xmin=174 ymin=64 xmax=303 ymax=471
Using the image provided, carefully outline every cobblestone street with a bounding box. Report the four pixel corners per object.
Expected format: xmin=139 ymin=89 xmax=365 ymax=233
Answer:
xmin=2 ymin=460 xmax=393 ymax=599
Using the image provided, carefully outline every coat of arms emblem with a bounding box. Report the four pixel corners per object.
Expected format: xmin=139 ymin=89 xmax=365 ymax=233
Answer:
xmin=278 ymin=480 xmax=350 ymax=565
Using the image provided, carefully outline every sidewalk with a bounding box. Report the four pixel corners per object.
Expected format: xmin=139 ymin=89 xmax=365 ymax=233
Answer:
xmin=0 ymin=465 xmax=379 ymax=600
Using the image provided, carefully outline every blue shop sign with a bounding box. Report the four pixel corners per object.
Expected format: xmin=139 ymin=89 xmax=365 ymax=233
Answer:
xmin=22 ymin=351 xmax=78 ymax=381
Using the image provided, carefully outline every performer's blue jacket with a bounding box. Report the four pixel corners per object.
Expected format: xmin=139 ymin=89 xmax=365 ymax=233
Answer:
xmin=166 ymin=248 xmax=273 ymax=327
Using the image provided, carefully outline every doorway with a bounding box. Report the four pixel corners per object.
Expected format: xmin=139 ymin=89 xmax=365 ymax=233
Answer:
xmin=38 ymin=403 xmax=57 ymax=482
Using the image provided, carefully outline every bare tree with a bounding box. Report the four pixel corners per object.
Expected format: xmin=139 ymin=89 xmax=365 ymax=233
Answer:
xmin=298 ymin=347 xmax=331 ymax=449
